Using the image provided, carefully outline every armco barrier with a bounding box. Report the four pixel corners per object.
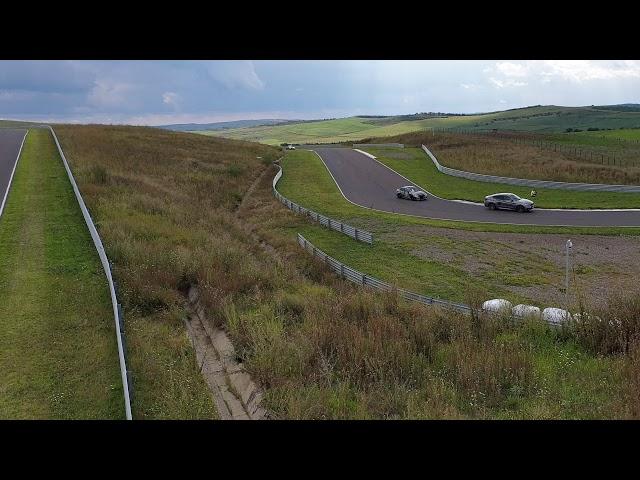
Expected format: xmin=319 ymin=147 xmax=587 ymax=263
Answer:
xmin=0 ymin=130 xmax=27 ymax=219
xmin=49 ymin=126 xmax=132 ymax=420
xmin=273 ymin=164 xmax=373 ymax=244
xmin=298 ymin=233 xmax=471 ymax=314
xmin=421 ymin=144 xmax=640 ymax=193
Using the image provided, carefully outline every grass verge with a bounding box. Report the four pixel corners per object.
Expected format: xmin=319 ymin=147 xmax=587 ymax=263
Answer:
xmin=0 ymin=129 xmax=123 ymax=419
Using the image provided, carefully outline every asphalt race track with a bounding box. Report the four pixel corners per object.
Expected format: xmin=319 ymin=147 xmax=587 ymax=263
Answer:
xmin=312 ymin=147 xmax=640 ymax=227
xmin=0 ymin=129 xmax=27 ymax=217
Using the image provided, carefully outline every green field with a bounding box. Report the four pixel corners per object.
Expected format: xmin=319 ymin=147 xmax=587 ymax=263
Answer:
xmin=198 ymin=106 xmax=640 ymax=145
xmin=573 ymin=128 xmax=640 ymax=143
xmin=365 ymin=147 xmax=640 ymax=209
xmin=0 ymin=129 xmax=123 ymax=419
xmin=199 ymin=117 xmax=446 ymax=145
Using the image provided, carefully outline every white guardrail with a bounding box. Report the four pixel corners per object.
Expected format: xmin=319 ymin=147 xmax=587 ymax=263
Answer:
xmin=273 ymin=164 xmax=373 ymax=244
xmin=0 ymin=130 xmax=27 ymax=219
xmin=421 ymin=144 xmax=640 ymax=193
xmin=48 ymin=126 xmax=132 ymax=420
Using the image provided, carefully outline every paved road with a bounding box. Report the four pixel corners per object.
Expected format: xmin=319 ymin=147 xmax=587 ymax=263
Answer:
xmin=313 ymin=147 xmax=640 ymax=227
xmin=0 ymin=129 xmax=27 ymax=216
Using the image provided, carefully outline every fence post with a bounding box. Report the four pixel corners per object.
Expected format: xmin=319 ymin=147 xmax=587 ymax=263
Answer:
xmin=362 ymin=273 xmax=366 ymax=286
xmin=355 ymin=229 xmax=359 ymax=241
xmin=340 ymin=263 xmax=344 ymax=278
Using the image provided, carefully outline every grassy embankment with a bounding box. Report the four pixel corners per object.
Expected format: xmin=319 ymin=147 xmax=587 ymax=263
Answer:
xmin=56 ymin=125 xmax=640 ymax=418
xmin=0 ymin=129 xmax=123 ymax=419
xmin=55 ymin=125 xmax=282 ymax=419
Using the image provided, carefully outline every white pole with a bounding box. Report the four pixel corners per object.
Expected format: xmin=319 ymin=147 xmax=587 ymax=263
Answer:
xmin=565 ymin=239 xmax=573 ymax=313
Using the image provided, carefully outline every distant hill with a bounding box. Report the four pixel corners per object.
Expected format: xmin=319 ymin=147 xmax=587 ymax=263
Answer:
xmin=158 ymin=119 xmax=292 ymax=132
xmin=196 ymin=104 xmax=640 ymax=145
xmin=592 ymin=104 xmax=640 ymax=112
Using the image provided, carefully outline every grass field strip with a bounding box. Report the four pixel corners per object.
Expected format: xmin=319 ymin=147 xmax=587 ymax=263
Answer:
xmin=445 ymin=128 xmax=640 ymax=168
xmin=421 ymin=144 xmax=640 ymax=194
xmin=48 ymin=126 xmax=132 ymax=420
xmin=273 ymin=163 xmax=373 ymax=244
xmin=0 ymin=131 xmax=26 ymax=218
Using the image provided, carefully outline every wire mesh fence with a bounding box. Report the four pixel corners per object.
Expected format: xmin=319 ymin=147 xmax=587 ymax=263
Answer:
xmin=432 ymin=127 xmax=640 ymax=168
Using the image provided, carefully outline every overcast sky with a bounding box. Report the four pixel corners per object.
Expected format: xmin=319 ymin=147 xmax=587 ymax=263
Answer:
xmin=1 ymin=60 xmax=639 ymax=125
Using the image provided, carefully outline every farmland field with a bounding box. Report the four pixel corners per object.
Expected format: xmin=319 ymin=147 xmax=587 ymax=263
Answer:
xmin=573 ymin=128 xmax=640 ymax=143
xmin=364 ymin=128 xmax=640 ymax=187
xmin=197 ymin=106 xmax=640 ymax=145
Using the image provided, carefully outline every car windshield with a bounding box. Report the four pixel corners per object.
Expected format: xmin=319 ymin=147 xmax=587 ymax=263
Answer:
xmin=510 ymin=194 xmax=521 ymax=201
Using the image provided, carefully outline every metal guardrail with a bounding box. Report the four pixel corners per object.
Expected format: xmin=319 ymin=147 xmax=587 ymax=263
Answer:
xmin=353 ymin=143 xmax=404 ymax=149
xmin=0 ymin=130 xmax=27 ymax=219
xmin=298 ymin=233 xmax=471 ymax=314
xmin=48 ymin=126 xmax=132 ymax=420
xmin=273 ymin=164 xmax=373 ymax=244
xmin=421 ymin=144 xmax=640 ymax=193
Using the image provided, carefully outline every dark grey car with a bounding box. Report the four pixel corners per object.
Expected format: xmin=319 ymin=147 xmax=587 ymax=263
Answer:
xmin=396 ymin=185 xmax=428 ymax=201
xmin=484 ymin=193 xmax=534 ymax=212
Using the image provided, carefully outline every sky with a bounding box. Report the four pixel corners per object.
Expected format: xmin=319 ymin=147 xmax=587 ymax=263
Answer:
xmin=1 ymin=60 xmax=639 ymax=125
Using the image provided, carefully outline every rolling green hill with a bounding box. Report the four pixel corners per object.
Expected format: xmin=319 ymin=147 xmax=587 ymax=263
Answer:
xmin=197 ymin=105 xmax=640 ymax=145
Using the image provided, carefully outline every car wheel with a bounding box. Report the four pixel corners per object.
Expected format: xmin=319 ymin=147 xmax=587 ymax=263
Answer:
xmin=516 ymin=205 xmax=525 ymax=213
xmin=488 ymin=203 xmax=496 ymax=210
xmin=397 ymin=193 xmax=402 ymax=198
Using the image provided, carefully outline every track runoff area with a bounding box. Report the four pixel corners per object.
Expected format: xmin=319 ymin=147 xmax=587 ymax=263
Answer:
xmin=0 ymin=129 xmax=27 ymax=218
xmin=310 ymin=147 xmax=640 ymax=228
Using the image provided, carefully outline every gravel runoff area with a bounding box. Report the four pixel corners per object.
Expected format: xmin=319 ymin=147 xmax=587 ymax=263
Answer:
xmin=313 ymin=147 xmax=640 ymax=227
xmin=379 ymin=223 xmax=640 ymax=308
